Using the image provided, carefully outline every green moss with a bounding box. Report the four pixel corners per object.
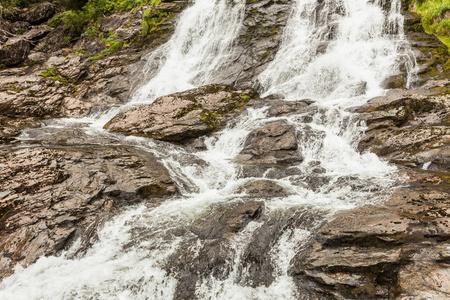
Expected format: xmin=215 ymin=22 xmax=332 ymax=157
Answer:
xmin=199 ymin=110 xmax=221 ymax=129
xmin=8 ymin=85 xmax=23 ymax=92
xmin=39 ymin=67 xmax=67 ymax=82
xmin=443 ymin=58 xmax=450 ymax=70
xmin=88 ymin=54 xmax=105 ymax=61
xmin=239 ymin=93 xmax=250 ymax=101
xmin=175 ymin=104 xmax=200 ymax=118
xmin=141 ymin=8 xmax=172 ymax=36
xmin=48 ymin=0 xmax=164 ymax=38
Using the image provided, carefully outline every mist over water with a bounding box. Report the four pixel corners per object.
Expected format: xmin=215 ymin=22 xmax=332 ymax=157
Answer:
xmin=0 ymin=0 xmax=415 ymax=299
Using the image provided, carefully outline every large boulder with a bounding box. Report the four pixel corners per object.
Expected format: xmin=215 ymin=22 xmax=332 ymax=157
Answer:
xmin=0 ymin=38 xmax=30 ymax=66
xmin=236 ymin=120 xmax=303 ymax=166
xmin=0 ymin=145 xmax=177 ymax=279
xmin=105 ymin=84 xmax=259 ymax=142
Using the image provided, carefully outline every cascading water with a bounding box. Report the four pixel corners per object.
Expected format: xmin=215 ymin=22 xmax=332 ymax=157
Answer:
xmin=50 ymin=0 xmax=246 ymax=131
xmin=0 ymin=0 xmax=415 ymax=299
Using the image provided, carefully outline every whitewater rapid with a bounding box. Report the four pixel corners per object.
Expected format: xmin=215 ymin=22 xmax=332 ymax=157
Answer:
xmin=0 ymin=0 xmax=415 ymax=299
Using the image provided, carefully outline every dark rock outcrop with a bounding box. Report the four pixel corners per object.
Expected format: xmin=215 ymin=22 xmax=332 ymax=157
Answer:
xmin=0 ymin=145 xmax=177 ymax=279
xmin=291 ymin=168 xmax=450 ymax=299
xmin=210 ymin=0 xmax=294 ymax=88
xmin=0 ymin=38 xmax=30 ymax=66
xmin=105 ymin=84 xmax=259 ymax=142
xmin=236 ymin=120 xmax=303 ymax=165
xmin=169 ymin=201 xmax=264 ymax=299
xmin=358 ymin=91 xmax=450 ymax=170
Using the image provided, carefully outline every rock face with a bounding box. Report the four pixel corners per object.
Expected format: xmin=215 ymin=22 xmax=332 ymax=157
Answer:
xmin=236 ymin=120 xmax=303 ymax=165
xmin=105 ymin=84 xmax=259 ymax=142
xmin=167 ymin=201 xmax=264 ymax=299
xmin=291 ymin=168 xmax=450 ymax=299
xmin=0 ymin=145 xmax=177 ymax=279
xmin=288 ymin=4 xmax=450 ymax=296
xmin=358 ymin=91 xmax=450 ymax=170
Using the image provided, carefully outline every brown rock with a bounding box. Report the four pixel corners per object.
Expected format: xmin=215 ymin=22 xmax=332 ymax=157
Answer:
xmin=381 ymin=74 xmax=406 ymax=89
xmin=291 ymin=166 xmax=450 ymax=299
xmin=237 ymin=179 xmax=289 ymax=197
xmin=0 ymin=116 xmax=40 ymax=143
xmin=0 ymin=145 xmax=177 ymax=279
xmin=105 ymin=84 xmax=259 ymax=142
xmin=61 ymin=97 xmax=94 ymax=117
xmin=358 ymin=92 xmax=450 ymax=168
xmin=236 ymin=120 xmax=303 ymax=165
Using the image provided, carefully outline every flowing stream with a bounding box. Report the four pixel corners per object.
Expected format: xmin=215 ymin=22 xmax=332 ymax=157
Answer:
xmin=0 ymin=0 xmax=415 ymax=299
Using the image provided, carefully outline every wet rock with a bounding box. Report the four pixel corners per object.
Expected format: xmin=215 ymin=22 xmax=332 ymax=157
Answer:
xmin=340 ymin=81 xmax=368 ymax=97
xmin=105 ymin=84 xmax=259 ymax=142
xmin=0 ymin=38 xmax=30 ymax=66
xmin=236 ymin=120 xmax=303 ymax=166
xmin=381 ymin=74 xmax=406 ymax=89
xmin=291 ymin=167 xmax=450 ymax=299
xmin=358 ymin=91 xmax=450 ymax=168
xmin=23 ymin=2 xmax=55 ymax=25
xmin=36 ymin=128 xmax=118 ymax=146
xmin=192 ymin=137 xmax=207 ymax=150
xmin=169 ymin=201 xmax=263 ymax=299
xmin=192 ymin=202 xmax=263 ymax=239
xmin=0 ymin=146 xmax=177 ymax=279
xmin=210 ymin=0 xmax=293 ymax=87
xmin=247 ymin=98 xmax=312 ymax=117
xmin=237 ymin=180 xmax=289 ymax=197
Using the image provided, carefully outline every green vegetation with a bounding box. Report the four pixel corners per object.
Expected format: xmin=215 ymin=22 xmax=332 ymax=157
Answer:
xmin=142 ymin=7 xmax=172 ymax=36
xmin=47 ymin=0 xmax=163 ymax=36
xmin=39 ymin=67 xmax=67 ymax=82
xmin=412 ymin=0 xmax=450 ymax=50
xmin=199 ymin=111 xmax=221 ymax=129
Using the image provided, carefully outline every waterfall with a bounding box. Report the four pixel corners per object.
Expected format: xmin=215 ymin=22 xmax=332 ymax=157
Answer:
xmin=258 ymin=0 xmax=413 ymax=104
xmin=131 ymin=0 xmax=246 ymax=104
xmin=0 ymin=0 xmax=413 ymax=299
